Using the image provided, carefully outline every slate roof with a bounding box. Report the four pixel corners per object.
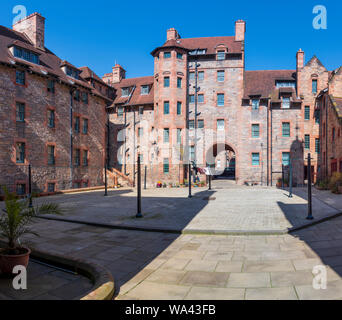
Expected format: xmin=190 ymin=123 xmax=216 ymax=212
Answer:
xmin=0 ymin=25 xmax=111 ymax=102
xmin=112 ymin=76 xmax=154 ymax=106
xmin=151 ymin=36 xmax=243 ymax=56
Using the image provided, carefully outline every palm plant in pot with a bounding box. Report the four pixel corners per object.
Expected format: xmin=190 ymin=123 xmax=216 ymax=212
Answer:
xmin=0 ymin=188 xmax=62 ymax=275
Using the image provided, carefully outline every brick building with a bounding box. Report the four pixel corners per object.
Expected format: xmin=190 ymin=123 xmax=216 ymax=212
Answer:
xmin=0 ymin=13 xmax=113 ymax=195
xmin=106 ymin=20 xmax=339 ymax=187
xmin=317 ymin=67 xmax=342 ymax=179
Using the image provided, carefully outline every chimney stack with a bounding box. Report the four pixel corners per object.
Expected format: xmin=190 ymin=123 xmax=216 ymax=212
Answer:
xmin=296 ymin=49 xmax=305 ymax=70
xmin=112 ymin=64 xmax=126 ymax=84
xmin=13 ymin=12 xmax=45 ymax=50
xmin=235 ymin=20 xmax=246 ymax=42
xmin=167 ymin=28 xmax=180 ymax=41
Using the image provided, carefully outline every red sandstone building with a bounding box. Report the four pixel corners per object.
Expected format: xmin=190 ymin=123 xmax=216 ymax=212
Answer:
xmin=106 ymin=20 xmax=341 ymax=187
xmin=1 ymin=13 xmax=341 ymax=194
xmin=0 ymin=13 xmax=113 ymax=195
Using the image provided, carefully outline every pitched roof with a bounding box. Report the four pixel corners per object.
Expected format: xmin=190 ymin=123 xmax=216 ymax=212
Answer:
xmin=112 ymin=76 xmax=154 ymax=106
xmin=79 ymin=66 xmax=107 ymax=85
xmin=244 ymin=70 xmax=297 ymax=99
xmin=0 ymin=25 xmax=111 ymax=101
xmin=151 ymin=36 xmax=243 ymax=56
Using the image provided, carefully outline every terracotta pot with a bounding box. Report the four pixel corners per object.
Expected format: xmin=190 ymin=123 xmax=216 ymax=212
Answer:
xmin=0 ymin=247 xmax=31 ymax=275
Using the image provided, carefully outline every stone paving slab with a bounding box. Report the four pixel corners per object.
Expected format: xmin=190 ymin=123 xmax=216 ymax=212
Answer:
xmin=14 ymin=180 xmax=341 ymax=235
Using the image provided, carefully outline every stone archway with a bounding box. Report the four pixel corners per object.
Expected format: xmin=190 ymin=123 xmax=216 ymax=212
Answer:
xmin=205 ymin=143 xmax=236 ymax=180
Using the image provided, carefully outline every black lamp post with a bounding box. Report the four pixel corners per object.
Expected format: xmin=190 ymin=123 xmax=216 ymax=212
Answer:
xmin=136 ymin=156 xmax=143 ymax=218
xmin=306 ymin=153 xmax=314 ymax=220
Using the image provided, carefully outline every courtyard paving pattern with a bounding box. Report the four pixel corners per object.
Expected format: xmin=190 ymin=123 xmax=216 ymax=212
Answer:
xmin=31 ymin=180 xmax=341 ymax=233
xmin=9 ymin=214 xmax=342 ymax=300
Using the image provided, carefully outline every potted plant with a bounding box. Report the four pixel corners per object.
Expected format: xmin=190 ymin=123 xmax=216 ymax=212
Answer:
xmin=0 ymin=188 xmax=62 ymax=275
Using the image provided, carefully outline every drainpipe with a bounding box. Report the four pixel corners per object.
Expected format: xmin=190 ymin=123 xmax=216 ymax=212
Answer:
xmin=325 ymin=94 xmax=328 ymax=178
xmin=270 ymin=101 xmax=273 ymax=186
xmin=69 ymin=88 xmax=75 ymax=189
xmin=106 ymin=112 xmax=110 ymax=168
xmin=266 ymin=98 xmax=270 ymax=186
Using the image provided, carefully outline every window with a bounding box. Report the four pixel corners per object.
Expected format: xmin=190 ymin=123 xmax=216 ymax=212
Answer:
xmin=138 ymin=154 xmax=143 ymax=163
xmin=177 ymin=77 xmax=182 ymax=88
xmin=14 ymin=46 xmax=39 ymax=64
xmin=190 ymin=146 xmax=195 ymax=161
xmin=163 ymin=128 xmax=170 ymax=143
xmin=16 ymin=142 xmax=25 ymax=163
xmin=141 ymin=85 xmax=149 ymax=95
xmin=305 ymin=106 xmax=310 ymax=120
xmin=66 ymin=67 xmax=80 ymax=79
xmin=315 ymin=138 xmax=320 ymax=153
xmin=275 ymin=81 xmax=296 ymax=88
xmin=139 ymin=106 xmax=144 ymax=115
xmin=312 ymin=79 xmax=317 ymax=94
xmin=217 ymin=50 xmax=225 ymax=60
xmin=74 ymin=116 xmax=80 ymax=133
xmin=304 ymin=134 xmax=310 ymax=149
xmin=163 ymin=158 xmax=169 ymax=173
xmin=332 ymin=128 xmax=336 ymax=141
xmin=189 ymin=120 xmax=195 ymax=129
xmin=118 ymin=107 xmax=124 ymax=117
xmin=177 ymin=129 xmax=182 ymax=144
xmin=282 ymin=152 xmax=290 ymax=166
xmin=74 ymin=90 xmax=80 ymax=101
xmin=189 ymin=95 xmax=195 ymax=103
xmin=83 ymin=181 xmax=89 ymax=188
xmin=177 ymin=102 xmax=182 ymax=115
xmin=177 ymin=52 xmax=183 ymax=59
xmin=252 ymin=99 xmax=260 ymax=110
xmin=138 ymin=127 xmax=143 ymax=137
xmin=83 ymin=119 xmax=88 ymax=134
xmin=217 ymin=70 xmax=225 ymax=82
xmin=16 ymin=184 xmax=26 ymax=196
xmin=164 ymin=52 xmax=171 ymax=58
xmin=217 ymin=94 xmax=224 ymax=107
xmin=16 ymin=70 xmax=25 ymax=85
xmin=198 ymin=94 xmax=204 ymax=103
xmin=282 ymin=97 xmax=290 ymax=109
xmin=252 ymin=153 xmax=260 ymax=166
xmin=47 ymin=145 xmax=55 ymax=165
xmin=252 ymin=124 xmax=260 ymax=138
xmin=83 ymin=150 xmax=88 ymax=166
xmin=164 ymin=101 xmax=169 ymax=114
xmin=164 ymin=77 xmax=170 ymax=88
xmin=198 ymin=120 xmax=204 ymax=129
xmin=198 ymin=71 xmax=204 ymax=81
xmin=75 ymin=149 xmax=80 ymax=166
xmin=48 ymin=109 xmax=55 ymax=128
xmin=315 ymin=109 xmax=320 ymax=124
xmin=47 ymin=183 xmax=55 ymax=193
xmin=121 ymin=87 xmax=130 ymax=97
xmin=82 ymin=92 xmax=88 ymax=104
xmin=189 ymin=72 xmax=195 ymax=81
xmin=217 ymin=119 xmax=225 ymax=130
xmin=16 ymin=102 xmax=25 ymax=122
xmin=282 ymin=122 xmax=290 ymax=137
xmin=47 ymin=80 xmax=55 ymax=93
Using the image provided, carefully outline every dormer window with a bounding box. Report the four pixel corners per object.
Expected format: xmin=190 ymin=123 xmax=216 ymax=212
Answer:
xmin=65 ymin=66 xmax=80 ymax=80
xmin=276 ymin=81 xmax=296 ymax=89
xmin=141 ymin=85 xmax=149 ymax=95
xmin=189 ymin=49 xmax=207 ymax=55
xmin=282 ymin=97 xmax=290 ymax=109
xmin=217 ymin=50 xmax=226 ymax=60
xmin=13 ymin=46 xmax=39 ymax=64
xmin=122 ymin=87 xmax=130 ymax=97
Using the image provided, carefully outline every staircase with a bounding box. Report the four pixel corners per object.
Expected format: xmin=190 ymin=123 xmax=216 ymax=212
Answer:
xmin=104 ymin=167 xmax=134 ymax=188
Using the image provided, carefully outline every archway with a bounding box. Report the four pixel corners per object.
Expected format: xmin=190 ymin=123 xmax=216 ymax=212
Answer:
xmin=205 ymin=143 xmax=236 ymax=180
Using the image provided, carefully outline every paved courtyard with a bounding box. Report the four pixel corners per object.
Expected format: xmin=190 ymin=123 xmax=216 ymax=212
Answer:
xmin=11 ymin=214 xmax=342 ymax=300
xmin=30 ymin=180 xmax=341 ymax=233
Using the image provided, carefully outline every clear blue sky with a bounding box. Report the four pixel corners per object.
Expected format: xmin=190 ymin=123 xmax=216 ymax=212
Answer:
xmin=1 ymin=0 xmax=340 ymax=78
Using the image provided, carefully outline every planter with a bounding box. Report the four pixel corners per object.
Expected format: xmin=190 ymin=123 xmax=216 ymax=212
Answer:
xmin=0 ymin=247 xmax=31 ymax=275
xmin=338 ymin=186 xmax=342 ymax=194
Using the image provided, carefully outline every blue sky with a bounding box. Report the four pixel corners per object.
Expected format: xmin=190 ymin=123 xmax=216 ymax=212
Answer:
xmin=1 ymin=0 xmax=340 ymax=79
